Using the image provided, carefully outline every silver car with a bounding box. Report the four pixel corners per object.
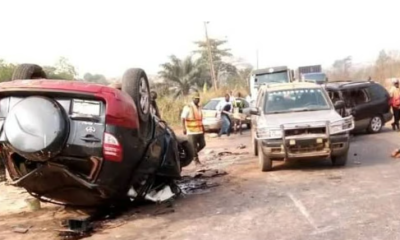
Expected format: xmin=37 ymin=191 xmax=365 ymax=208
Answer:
xmin=202 ymin=97 xmax=251 ymax=132
xmin=250 ymin=82 xmax=354 ymax=171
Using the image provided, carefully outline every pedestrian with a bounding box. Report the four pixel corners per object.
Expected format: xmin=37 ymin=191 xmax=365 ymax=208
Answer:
xmin=181 ymin=92 xmax=206 ymax=166
xmin=233 ymin=92 xmax=245 ymax=135
xmin=217 ymin=93 xmax=233 ymax=137
xmin=389 ymin=79 xmax=400 ymax=131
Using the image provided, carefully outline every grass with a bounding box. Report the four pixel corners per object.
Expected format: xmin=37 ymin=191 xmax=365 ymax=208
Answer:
xmin=157 ymin=86 xmax=249 ymax=127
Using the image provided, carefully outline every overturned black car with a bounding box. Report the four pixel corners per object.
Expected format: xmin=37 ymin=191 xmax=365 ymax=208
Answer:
xmin=0 ymin=64 xmax=194 ymax=207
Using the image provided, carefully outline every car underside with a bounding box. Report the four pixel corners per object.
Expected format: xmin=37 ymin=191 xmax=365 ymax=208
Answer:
xmin=0 ymin=64 xmax=194 ymax=207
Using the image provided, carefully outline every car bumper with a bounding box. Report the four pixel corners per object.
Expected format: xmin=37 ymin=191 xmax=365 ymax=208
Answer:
xmin=260 ymin=133 xmax=350 ymax=159
xmin=203 ymin=118 xmax=221 ymax=131
xmin=383 ymin=112 xmax=393 ymax=123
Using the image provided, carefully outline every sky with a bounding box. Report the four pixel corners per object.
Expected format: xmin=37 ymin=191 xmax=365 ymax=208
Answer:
xmin=0 ymin=0 xmax=399 ymax=78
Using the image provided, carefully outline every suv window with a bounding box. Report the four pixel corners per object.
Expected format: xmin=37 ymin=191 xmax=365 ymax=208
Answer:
xmin=369 ymin=83 xmax=388 ymax=100
xmin=263 ymin=88 xmax=330 ymax=114
xmin=342 ymin=88 xmax=371 ymax=107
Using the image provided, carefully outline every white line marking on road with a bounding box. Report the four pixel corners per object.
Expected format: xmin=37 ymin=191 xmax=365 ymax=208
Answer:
xmin=287 ymin=192 xmax=318 ymax=231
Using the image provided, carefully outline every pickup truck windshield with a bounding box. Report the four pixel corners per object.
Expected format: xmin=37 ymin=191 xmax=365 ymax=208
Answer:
xmin=264 ymin=88 xmax=331 ymax=114
xmin=255 ymin=71 xmax=289 ymax=84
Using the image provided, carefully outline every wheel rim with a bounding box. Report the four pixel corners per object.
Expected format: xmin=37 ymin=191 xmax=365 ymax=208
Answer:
xmin=371 ymin=117 xmax=382 ymax=132
xmin=139 ymin=77 xmax=150 ymax=114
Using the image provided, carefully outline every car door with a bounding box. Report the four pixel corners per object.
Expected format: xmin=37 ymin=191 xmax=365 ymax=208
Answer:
xmin=349 ymin=87 xmax=374 ymax=130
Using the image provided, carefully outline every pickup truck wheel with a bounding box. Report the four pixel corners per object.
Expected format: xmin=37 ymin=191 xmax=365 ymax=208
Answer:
xmin=122 ymin=68 xmax=151 ymax=136
xmin=258 ymin=140 xmax=272 ymax=171
xmin=177 ymin=136 xmax=194 ymax=168
xmin=331 ymin=152 xmax=348 ymax=166
xmin=252 ymin=130 xmax=258 ymax=156
xmin=367 ymin=115 xmax=383 ymax=134
xmin=12 ymin=64 xmax=47 ymax=80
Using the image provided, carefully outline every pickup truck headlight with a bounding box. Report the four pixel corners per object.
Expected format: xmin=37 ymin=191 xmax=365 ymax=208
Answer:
xmin=329 ymin=116 xmax=354 ymax=134
xmin=256 ymin=128 xmax=282 ymax=139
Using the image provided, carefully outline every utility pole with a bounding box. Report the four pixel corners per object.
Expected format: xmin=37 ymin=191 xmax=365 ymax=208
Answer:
xmin=204 ymin=21 xmax=218 ymax=90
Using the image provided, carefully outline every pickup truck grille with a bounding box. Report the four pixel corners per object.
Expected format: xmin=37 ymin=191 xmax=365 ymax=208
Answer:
xmin=287 ymin=141 xmax=326 ymax=153
xmin=284 ymin=127 xmax=326 ymax=137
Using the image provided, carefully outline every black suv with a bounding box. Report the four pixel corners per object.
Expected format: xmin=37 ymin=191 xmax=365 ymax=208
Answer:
xmin=325 ymin=80 xmax=392 ymax=133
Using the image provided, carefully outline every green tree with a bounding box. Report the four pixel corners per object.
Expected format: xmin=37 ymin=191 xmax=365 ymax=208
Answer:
xmin=0 ymin=60 xmax=16 ymax=82
xmin=83 ymin=73 xmax=108 ymax=85
xmin=193 ymin=38 xmax=236 ymax=87
xmin=43 ymin=57 xmax=77 ymax=80
xmin=158 ymin=55 xmax=202 ymax=97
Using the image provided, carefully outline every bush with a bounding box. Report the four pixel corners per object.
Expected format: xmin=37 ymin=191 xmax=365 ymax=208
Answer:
xmin=157 ymin=87 xmax=249 ymax=126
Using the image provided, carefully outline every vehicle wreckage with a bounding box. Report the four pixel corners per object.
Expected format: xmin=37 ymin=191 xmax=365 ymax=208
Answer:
xmin=0 ymin=64 xmax=194 ymax=207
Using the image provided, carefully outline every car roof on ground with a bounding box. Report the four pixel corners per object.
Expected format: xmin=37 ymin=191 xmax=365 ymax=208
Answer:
xmin=325 ymin=80 xmax=374 ymax=90
xmin=259 ymin=82 xmax=322 ymax=92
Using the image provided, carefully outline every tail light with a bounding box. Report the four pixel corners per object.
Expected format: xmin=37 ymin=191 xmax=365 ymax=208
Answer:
xmin=103 ymin=132 xmax=123 ymax=162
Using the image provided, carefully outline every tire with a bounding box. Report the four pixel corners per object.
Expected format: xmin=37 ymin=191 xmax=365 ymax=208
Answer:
xmin=367 ymin=115 xmax=383 ymax=134
xmin=4 ymin=96 xmax=68 ymax=161
xmin=247 ymin=123 xmax=251 ymax=129
xmin=258 ymin=140 xmax=272 ymax=171
xmin=252 ymin=130 xmax=258 ymax=156
xmin=121 ymin=68 xmax=151 ymax=136
xmin=331 ymin=151 xmax=348 ymax=166
xmin=12 ymin=64 xmax=47 ymax=80
xmin=177 ymin=136 xmax=194 ymax=168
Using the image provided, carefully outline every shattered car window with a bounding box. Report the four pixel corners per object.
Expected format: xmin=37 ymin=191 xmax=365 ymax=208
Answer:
xmin=264 ymin=88 xmax=330 ymax=113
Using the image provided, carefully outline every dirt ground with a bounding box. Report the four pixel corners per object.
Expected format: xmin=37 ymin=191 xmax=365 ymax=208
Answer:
xmin=2 ymin=126 xmax=400 ymax=240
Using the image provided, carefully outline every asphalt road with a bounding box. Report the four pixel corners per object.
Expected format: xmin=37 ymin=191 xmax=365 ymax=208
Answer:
xmin=92 ymin=126 xmax=400 ymax=240
xmin=1 ymin=126 xmax=400 ymax=240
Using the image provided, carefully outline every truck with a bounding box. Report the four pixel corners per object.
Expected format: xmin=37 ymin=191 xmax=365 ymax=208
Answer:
xmin=298 ymin=65 xmax=327 ymax=84
xmin=249 ymin=66 xmax=294 ymax=104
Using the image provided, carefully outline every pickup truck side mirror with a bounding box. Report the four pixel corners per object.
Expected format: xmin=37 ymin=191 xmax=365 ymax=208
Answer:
xmin=250 ymin=107 xmax=260 ymax=116
xmin=334 ymin=100 xmax=345 ymax=109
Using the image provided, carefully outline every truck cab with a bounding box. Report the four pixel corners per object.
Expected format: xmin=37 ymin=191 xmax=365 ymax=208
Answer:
xmin=249 ymin=66 xmax=294 ymax=105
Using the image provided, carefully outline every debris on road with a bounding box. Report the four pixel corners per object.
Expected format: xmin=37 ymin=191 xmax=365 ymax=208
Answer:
xmin=177 ymin=168 xmax=227 ymax=195
xmin=237 ymin=144 xmax=246 ymax=149
xmin=217 ymin=151 xmax=249 ymax=157
xmin=13 ymin=225 xmax=31 ymax=234
xmin=191 ymin=168 xmax=228 ymax=178
xmin=58 ymin=218 xmax=94 ymax=240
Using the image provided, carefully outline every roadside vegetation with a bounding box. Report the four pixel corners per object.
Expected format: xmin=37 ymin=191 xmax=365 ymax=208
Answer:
xmin=1 ymin=41 xmax=400 ymax=125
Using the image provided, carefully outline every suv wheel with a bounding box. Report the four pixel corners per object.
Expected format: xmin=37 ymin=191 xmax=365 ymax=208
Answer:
xmin=12 ymin=64 xmax=47 ymax=80
xmin=251 ymin=130 xmax=258 ymax=156
xmin=367 ymin=115 xmax=383 ymax=134
xmin=122 ymin=68 xmax=151 ymax=137
xmin=258 ymin=140 xmax=272 ymax=171
xmin=177 ymin=136 xmax=194 ymax=168
xmin=331 ymin=152 xmax=348 ymax=166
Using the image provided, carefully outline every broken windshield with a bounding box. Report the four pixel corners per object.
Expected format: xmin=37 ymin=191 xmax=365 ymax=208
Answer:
xmin=264 ymin=88 xmax=331 ymax=114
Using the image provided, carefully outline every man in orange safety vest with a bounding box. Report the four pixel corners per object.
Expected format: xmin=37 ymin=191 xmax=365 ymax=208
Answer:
xmin=181 ymin=92 xmax=206 ymax=166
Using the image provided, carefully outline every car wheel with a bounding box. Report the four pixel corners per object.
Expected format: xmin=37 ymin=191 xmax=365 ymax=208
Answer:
xmin=251 ymin=130 xmax=258 ymax=156
xmin=176 ymin=136 xmax=194 ymax=168
xmin=12 ymin=64 xmax=47 ymax=80
xmin=121 ymin=68 xmax=151 ymax=137
xmin=331 ymin=152 xmax=348 ymax=166
xmin=258 ymin=140 xmax=272 ymax=171
xmin=367 ymin=115 xmax=383 ymax=134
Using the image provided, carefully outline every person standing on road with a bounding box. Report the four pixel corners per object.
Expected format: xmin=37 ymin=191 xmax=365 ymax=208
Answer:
xmin=389 ymin=79 xmax=400 ymax=131
xmin=233 ymin=92 xmax=245 ymax=135
xmin=217 ymin=93 xmax=233 ymax=137
xmin=181 ymin=92 xmax=206 ymax=166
